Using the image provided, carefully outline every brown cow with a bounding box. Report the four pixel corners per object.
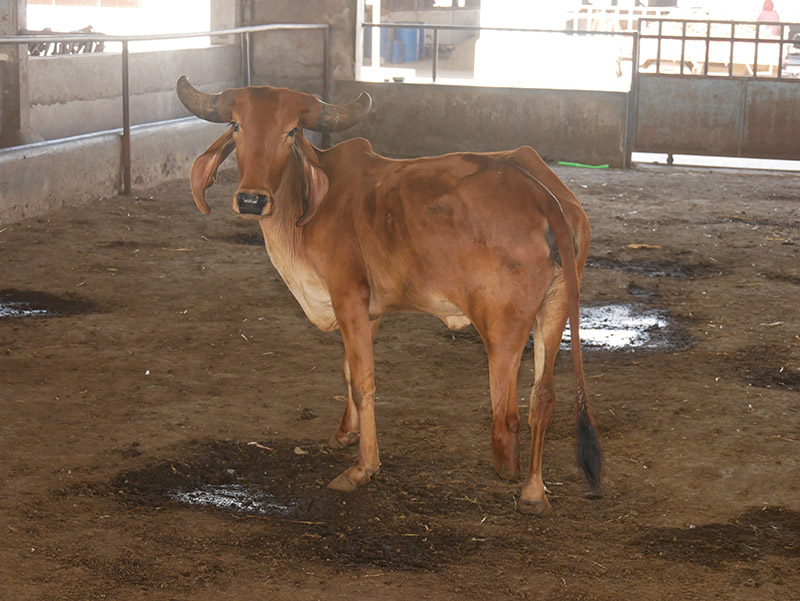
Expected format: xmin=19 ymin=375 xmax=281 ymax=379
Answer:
xmin=176 ymin=76 xmax=602 ymax=514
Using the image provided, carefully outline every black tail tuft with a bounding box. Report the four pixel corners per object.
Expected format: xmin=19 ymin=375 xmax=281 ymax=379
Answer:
xmin=576 ymin=409 xmax=604 ymax=493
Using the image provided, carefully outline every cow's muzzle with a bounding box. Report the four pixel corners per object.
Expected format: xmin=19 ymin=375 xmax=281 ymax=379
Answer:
xmin=236 ymin=192 xmax=270 ymax=216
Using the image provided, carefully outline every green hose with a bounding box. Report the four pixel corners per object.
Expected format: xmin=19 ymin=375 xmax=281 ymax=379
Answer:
xmin=557 ymin=161 xmax=609 ymax=169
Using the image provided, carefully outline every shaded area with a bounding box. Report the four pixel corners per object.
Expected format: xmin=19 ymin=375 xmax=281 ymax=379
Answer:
xmin=587 ymin=257 xmax=721 ymax=279
xmin=225 ymin=232 xmax=264 ymax=247
xmin=744 ymin=366 xmax=800 ymax=391
xmin=112 ymin=439 xmax=490 ymax=571
xmin=0 ymin=289 xmax=97 ymax=319
xmin=638 ymin=506 xmax=800 ymax=567
xmin=737 ymin=345 xmax=800 ymax=391
xmin=763 ymin=272 xmax=800 ymax=286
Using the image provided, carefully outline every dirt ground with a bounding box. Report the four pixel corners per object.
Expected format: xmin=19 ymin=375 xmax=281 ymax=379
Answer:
xmin=1 ymin=160 xmax=799 ymax=601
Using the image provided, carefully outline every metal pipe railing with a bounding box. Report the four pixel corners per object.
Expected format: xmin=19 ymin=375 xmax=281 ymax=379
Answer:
xmin=636 ymin=17 xmax=800 ymax=80
xmin=0 ymin=24 xmax=331 ymax=195
xmin=362 ymin=22 xmax=636 ymax=83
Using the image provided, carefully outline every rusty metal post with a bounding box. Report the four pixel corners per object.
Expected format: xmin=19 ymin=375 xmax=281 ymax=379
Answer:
xmin=432 ymin=27 xmax=439 ymax=82
xmin=323 ymin=26 xmax=331 ymax=102
xmin=241 ymin=30 xmax=251 ymax=86
xmin=655 ymin=19 xmax=662 ymax=73
xmin=322 ymin=26 xmax=331 ymax=149
xmin=121 ymin=39 xmax=131 ymax=195
xmin=728 ymin=23 xmax=735 ymax=76
xmin=679 ymin=21 xmax=686 ymax=74
xmin=625 ymin=31 xmax=640 ymax=168
xmin=754 ymin=23 xmax=761 ymax=77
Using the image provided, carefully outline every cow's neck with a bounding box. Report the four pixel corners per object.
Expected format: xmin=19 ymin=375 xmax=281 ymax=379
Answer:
xmin=256 ymin=154 xmax=338 ymax=332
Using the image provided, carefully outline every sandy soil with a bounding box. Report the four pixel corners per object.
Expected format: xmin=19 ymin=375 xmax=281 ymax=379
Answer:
xmin=1 ymin=161 xmax=799 ymax=600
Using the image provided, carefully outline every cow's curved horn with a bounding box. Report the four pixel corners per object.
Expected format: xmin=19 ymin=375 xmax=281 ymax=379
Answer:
xmin=305 ymin=92 xmax=372 ymax=133
xmin=176 ymin=75 xmax=233 ymax=123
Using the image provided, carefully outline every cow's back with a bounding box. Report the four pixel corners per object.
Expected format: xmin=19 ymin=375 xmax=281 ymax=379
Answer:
xmin=330 ymin=147 xmax=569 ymax=322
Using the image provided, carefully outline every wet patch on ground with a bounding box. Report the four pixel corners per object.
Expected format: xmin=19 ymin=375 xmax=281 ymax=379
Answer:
xmin=94 ymin=240 xmax=141 ymax=249
xmin=0 ymin=289 xmax=98 ymax=319
xmin=638 ymin=506 xmax=800 ymax=567
xmin=762 ymin=271 xmax=800 ymax=286
xmin=587 ymin=257 xmax=721 ymax=279
xmin=171 ymin=484 xmax=297 ymax=517
xmin=742 ymin=364 xmax=800 ymax=391
xmin=725 ymin=214 xmax=800 ymax=229
xmin=626 ymin=282 xmax=661 ymax=301
xmin=735 ymin=346 xmax=800 ymax=392
xmin=561 ymin=302 xmax=693 ymax=352
xmin=111 ymin=439 xmax=499 ymax=571
xmin=224 ymin=232 xmax=264 ymax=247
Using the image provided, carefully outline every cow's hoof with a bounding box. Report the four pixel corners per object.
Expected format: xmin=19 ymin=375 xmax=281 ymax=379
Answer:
xmin=328 ymin=431 xmax=359 ymax=449
xmin=518 ymin=497 xmax=552 ymax=516
xmin=496 ymin=463 xmax=521 ymax=481
xmin=327 ymin=466 xmax=376 ymax=492
xmin=584 ymin=486 xmax=604 ymax=500
xmin=327 ymin=472 xmax=360 ymax=492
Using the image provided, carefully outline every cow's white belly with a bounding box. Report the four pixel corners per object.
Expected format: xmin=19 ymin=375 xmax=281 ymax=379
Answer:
xmin=443 ymin=314 xmax=471 ymax=330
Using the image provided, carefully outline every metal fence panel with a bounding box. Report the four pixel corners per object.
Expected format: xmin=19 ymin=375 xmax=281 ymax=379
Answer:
xmin=743 ymin=80 xmax=800 ymax=159
xmin=636 ymin=76 xmax=744 ymax=155
xmin=633 ymin=17 xmax=800 ymax=161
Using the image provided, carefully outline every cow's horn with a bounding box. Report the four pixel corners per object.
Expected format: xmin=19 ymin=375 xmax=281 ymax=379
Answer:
xmin=306 ymin=92 xmax=372 ymax=133
xmin=176 ymin=75 xmax=233 ymax=123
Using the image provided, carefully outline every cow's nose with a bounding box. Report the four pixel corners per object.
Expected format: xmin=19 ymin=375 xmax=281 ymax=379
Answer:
xmin=236 ymin=192 xmax=269 ymax=215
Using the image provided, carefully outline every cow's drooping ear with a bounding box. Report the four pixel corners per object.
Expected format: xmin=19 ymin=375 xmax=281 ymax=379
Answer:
xmin=294 ymin=146 xmax=330 ymax=227
xmin=189 ymin=127 xmax=236 ymax=214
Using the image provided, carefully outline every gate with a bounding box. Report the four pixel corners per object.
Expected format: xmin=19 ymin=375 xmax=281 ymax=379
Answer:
xmin=631 ymin=17 xmax=800 ymax=162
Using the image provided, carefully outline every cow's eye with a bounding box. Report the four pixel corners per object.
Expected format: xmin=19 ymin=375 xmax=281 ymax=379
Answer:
xmin=230 ymin=122 xmax=240 ymax=132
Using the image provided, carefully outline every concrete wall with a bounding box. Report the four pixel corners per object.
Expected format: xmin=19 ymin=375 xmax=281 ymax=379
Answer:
xmin=0 ymin=118 xmax=223 ymax=225
xmin=0 ymin=0 xmax=630 ymax=225
xmin=248 ymin=0 xmax=627 ymax=167
xmin=249 ymin=0 xmax=357 ymax=92
xmin=331 ymin=80 xmax=628 ymax=167
xmin=28 ymin=44 xmax=239 ymax=140
xmin=0 ymin=60 xmax=5 ymax=138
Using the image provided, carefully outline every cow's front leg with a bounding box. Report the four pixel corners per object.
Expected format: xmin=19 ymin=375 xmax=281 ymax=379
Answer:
xmin=327 ymin=297 xmax=380 ymax=492
xmin=329 ymin=318 xmax=380 ymax=449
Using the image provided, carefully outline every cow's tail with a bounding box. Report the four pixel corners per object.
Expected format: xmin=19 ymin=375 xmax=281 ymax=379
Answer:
xmin=507 ymin=160 xmax=604 ymax=496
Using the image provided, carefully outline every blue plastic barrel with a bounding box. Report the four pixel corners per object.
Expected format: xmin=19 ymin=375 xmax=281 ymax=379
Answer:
xmin=391 ymin=39 xmax=404 ymax=63
xmin=396 ymin=27 xmax=419 ymax=62
xmin=380 ymin=30 xmax=393 ymax=62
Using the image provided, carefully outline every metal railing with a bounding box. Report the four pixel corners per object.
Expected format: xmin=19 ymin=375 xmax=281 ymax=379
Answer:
xmin=362 ymin=22 xmax=636 ymax=83
xmin=566 ymin=5 xmax=678 ymax=33
xmin=637 ymin=17 xmax=800 ymax=78
xmin=0 ymin=24 xmax=331 ymax=195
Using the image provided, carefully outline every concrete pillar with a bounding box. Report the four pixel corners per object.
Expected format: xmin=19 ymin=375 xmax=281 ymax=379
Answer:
xmin=210 ymin=0 xmax=238 ymax=45
xmin=0 ymin=0 xmax=41 ymax=147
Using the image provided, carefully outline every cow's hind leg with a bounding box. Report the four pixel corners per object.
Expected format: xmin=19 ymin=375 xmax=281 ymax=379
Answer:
xmin=519 ymin=281 xmax=568 ymax=515
xmin=329 ymin=318 xmax=380 ymax=449
xmin=477 ymin=312 xmax=534 ymax=482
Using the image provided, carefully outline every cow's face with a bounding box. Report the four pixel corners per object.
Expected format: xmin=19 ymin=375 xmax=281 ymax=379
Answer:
xmin=176 ymin=77 xmax=371 ymax=224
